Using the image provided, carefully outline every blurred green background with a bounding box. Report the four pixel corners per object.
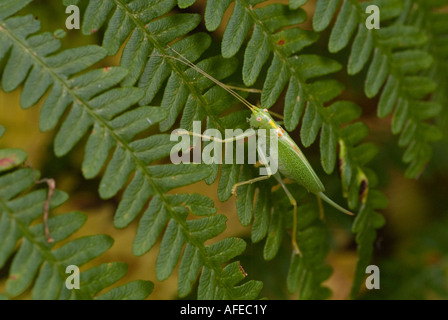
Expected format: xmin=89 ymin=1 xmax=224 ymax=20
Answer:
xmin=0 ymin=0 xmax=447 ymax=300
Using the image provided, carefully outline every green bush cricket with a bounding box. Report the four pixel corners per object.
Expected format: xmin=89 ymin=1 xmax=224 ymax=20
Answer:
xmin=165 ymin=48 xmax=354 ymax=255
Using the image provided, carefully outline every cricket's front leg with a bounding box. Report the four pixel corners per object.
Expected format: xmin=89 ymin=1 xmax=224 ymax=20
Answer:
xmin=231 ymin=175 xmax=271 ymax=196
xmin=231 ymin=143 xmax=273 ymax=196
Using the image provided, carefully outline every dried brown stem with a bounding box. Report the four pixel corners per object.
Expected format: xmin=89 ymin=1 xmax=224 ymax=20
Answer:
xmin=36 ymin=178 xmax=56 ymax=243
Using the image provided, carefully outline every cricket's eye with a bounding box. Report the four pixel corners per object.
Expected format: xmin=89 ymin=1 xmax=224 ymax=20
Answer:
xmin=256 ymin=117 xmax=262 ymax=122
xmin=263 ymin=108 xmax=268 ymax=112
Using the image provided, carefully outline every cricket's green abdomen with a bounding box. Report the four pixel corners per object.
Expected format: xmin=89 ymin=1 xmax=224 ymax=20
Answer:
xmin=249 ymin=107 xmax=325 ymax=194
xmin=277 ymin=136 xmax=325 ymax=194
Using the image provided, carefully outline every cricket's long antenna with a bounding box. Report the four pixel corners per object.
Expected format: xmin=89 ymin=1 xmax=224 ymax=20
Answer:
xmin=163 ymin=46 xmax=256 ymax=112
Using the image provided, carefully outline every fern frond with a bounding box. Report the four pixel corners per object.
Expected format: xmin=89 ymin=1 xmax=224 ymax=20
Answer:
xmin=415 ymin=0 xmax=448 ymax=136
xmin=175 ymin=0 xmax=374 ymax=199
xmin=123 ymin=0 xmax=388 ymax=299
xmin=173 ymin=0 xmax=385 ymax=299
xmin=0 ymin=146 xmax=153 ymax=300
xmin=79 ymin=0 xmax=241 ymax=134
xmin=286 ymin=201 xmax=332 ymax=300
xmin=313 ymin=0 xmax=446 ymax=297
xmin=0 ymin=1 xmax=262 ymax=300
xmin=317 ymin=0 xmax=443 ymax=178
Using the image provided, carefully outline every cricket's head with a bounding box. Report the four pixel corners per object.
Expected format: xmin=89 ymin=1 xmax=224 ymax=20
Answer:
xmin=249 ymin=106 xmax=275 ymax=129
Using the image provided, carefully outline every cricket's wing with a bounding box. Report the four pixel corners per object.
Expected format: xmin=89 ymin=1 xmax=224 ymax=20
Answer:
xmin=276 ymin=132 xmax=325 ymax=194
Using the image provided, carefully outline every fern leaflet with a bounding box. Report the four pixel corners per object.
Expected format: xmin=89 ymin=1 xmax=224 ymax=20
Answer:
xmin=0 ymin=145 xmax=153 ymax=299
xmin=0 ymin=0 xmax=262 ymax=300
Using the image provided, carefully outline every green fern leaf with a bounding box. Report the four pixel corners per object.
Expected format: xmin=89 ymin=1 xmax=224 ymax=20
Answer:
xmin=350 ymin=191 xmax=387 ymax=298
xmin=313 ymin=0 xmax=342 ymax=32
xmin=196 ymin=238 xmax=262 ymax=299
xmin=71 ymin=262 xmax=127 ymax=297
xmin=284 ymin=77 xmax=305 ymax=132
xmin=320 ymin=123 xmax=338 ymax=174
xmin=300 ymin=103 xmax=323 ymax=148
xmin=73 ymin=6 xmax=278 ymax=292
xmin=263 ymin=207 xmax=283 ymax=261
xmin=0 ymin=145 xmax=153 ymax=300
xmin=222 ymin=0 xmax=252 ymax=58
xmin=348 ymin=24 xmax=374 ymax=75
xmin=261 ymin=55 xmax=289 ymax=108
xmin=251 ymin=187 xmax=270 ymax=244
xmin=218 ymin=163 xmax=241 ymax=202
xmin=365 ymin=49 xmax=389 ymax=98
xmin=243 ymin=25 xmax=271 ymax=86
xmin=285 ymin=202 xmax=332 ymax=300
xmin=377 ymin=75 xmax=399 ymax=117
xmin=0 ymin=148 xmax=27 ymax=173
xmin=290 ymin=0 xmax=307 ymax=10
xmin=178 ymin=0 xmax=196 ymax=9
xmin=322 ymin=0 xmax=442 ymax=180
xmin=96 ymin=280 xmax=154 ymax=300
xmin=204 ymin=0 xmax=233 ymax=31
xmin=328 ymin=0 xmax=359 ymax=53
xmin=156 ymin=219 xmax=188 ymax=281
xmin=178 ymin=243 xmax=202 ymax=297
xmin=316 ymin=1 xmax=445 ymax=297
xmin=0 ymin=1 xmax=263 ymax=300
xmin=159 ymin=55 xmax=238 ymax=132
xmin=139 ymin=32 xmax=211 ymax=105
xmin=236 ymin=166 xmax=255 ymax=227
xmin=133 ymin=196 xmax=167 ymax=256
xmin=9 ymin=0 xmax=444 ymax=301
xmin=0 ymin=0 xmax=32 ymax=20
xmin=188 ymin=4 xmax=375 ymax=301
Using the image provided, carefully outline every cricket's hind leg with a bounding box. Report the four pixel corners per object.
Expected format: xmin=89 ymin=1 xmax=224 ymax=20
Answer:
xmin=273 ymin=173 xmax=300 ymax=255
